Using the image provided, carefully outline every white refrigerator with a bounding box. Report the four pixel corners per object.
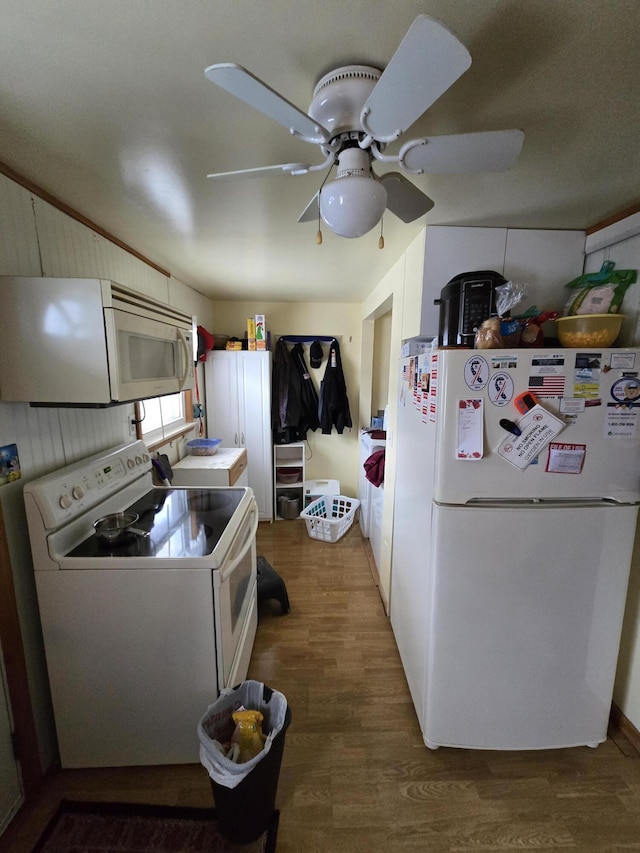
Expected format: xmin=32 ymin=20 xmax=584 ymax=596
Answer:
xmin=391 ymin=346 xmax=640 ymax=750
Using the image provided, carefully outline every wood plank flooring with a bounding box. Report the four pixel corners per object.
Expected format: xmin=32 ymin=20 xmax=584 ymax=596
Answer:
xmin=3 ymin=519 xmax=640 ymax=852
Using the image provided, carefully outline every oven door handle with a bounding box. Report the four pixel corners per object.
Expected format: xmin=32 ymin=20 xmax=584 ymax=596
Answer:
xmin=220 ymin=502 xmax=259 ymax=582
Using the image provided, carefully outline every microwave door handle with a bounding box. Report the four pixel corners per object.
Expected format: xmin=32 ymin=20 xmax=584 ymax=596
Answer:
xmin=177 ymin=328 xmax=192 ymax=390
xmin=221 ymin=504 xmax=259 ymax=583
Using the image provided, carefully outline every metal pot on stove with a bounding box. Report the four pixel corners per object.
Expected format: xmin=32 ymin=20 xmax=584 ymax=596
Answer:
xmin=93 ymin=512 xmax=150 ymax=543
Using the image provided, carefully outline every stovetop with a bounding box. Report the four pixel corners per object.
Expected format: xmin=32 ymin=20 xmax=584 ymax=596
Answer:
xmin=67 ymin=487 xmax=246 ymax=559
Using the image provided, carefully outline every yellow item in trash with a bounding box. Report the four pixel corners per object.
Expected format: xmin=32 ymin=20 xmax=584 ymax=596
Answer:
xmin=230 ymin=709 xmax=266 ymax=763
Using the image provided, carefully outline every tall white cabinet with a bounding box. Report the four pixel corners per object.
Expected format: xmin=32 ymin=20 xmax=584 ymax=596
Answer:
xmin=204 ymin=351 xmax=273 ymax=520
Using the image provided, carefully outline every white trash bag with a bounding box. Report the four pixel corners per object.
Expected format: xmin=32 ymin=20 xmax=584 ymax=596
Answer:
xmin=197 ymin=680 xmax=288 ymax=789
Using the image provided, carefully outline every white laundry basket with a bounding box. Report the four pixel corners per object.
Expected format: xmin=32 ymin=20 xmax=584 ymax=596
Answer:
xmin=300 ymin=495 xmax=360 ymax=543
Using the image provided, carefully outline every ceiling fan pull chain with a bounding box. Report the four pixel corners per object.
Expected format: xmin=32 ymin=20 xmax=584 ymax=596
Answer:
xmin=316 ymin=189 xmax=323 ymax=244
xmin=316 ymin=185 xmax=327 ymax=241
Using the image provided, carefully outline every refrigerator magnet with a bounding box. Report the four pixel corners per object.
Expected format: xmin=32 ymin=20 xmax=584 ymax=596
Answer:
xmin=610 ymin=376 xmax=640 ymax=403
xmin=610 ymin=352 xmax=636 ymax=370
xmin=545 ymin=442 xmax=586 ymax=474
xmin=456 ymin=399 xmax=484 ymax=459
xmin=605 ymin=403 xmax=640 ymax=438
xmin=488 ymin=372 xmax=514 ymax=407
xmin=464 ymin=355 xmax=489 ymax=390
xmin=560 ymin=397 xmax=586 ymax=415
xmin=497 ymin=404 xmax=565 ymax=469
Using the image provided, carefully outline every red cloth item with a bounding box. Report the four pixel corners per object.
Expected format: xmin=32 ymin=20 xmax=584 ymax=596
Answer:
xmin=364 ymin=448 xmax=385 ymax=487
xmin=364 ymin=429 xmax=386 ymax=440
xmin=197 ymin=326 xmax=215 ymax=362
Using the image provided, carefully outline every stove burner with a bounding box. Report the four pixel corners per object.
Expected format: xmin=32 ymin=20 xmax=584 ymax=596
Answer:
xmin=188 ymin=492 xmax=235 ymax=512
xmin=96 ymin=532 xmax=155 ymax=557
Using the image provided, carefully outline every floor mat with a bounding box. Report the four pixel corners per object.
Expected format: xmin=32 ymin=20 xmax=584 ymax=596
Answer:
xmin=31 ymin=799 xmax=279 ymax=853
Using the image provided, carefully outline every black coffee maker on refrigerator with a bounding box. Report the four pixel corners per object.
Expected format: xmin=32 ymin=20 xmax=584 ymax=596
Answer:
xmin=435 ymin=270 xmax=507 ymax=347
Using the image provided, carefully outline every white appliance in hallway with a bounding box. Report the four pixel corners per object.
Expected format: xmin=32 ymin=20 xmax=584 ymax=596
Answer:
xmin=24 ymin=441 xmax=258 ymax=768
xmin=358 ymin=431 xmax=387 ymax=573
xmin=391 ymin=346 xmax=640 ymax=750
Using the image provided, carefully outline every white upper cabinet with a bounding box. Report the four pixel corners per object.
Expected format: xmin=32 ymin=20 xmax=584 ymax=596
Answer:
xmin=403 ymin=225 xmax=586 ymax=340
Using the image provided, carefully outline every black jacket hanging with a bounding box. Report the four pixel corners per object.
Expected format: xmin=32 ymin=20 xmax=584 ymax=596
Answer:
xmin=291 ymin=342 xmax=320 ymax=432
xmin=318 ymin=339 xmax=352 ymax=435
xmin=271 ymin=337 xmax=306 ymax=444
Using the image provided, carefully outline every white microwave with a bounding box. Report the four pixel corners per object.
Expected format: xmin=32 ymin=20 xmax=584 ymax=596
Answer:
xmin=0 ymin=277 xmax=194 ymax=405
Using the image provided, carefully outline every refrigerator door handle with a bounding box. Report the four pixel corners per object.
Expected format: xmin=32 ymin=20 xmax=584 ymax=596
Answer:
xmin=456 ymin=497 xmax=637 ymax=508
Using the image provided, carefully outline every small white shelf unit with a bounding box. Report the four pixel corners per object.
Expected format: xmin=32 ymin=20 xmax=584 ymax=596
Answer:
xmin=274 ymin=442 xmax=306 ymax=520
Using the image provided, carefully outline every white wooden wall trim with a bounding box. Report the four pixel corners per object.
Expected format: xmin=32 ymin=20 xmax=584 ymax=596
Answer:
xmin=585 ymin=211 xmax=640 ymax=254
xmin=0 ymin=159 xmax=169 ymax=277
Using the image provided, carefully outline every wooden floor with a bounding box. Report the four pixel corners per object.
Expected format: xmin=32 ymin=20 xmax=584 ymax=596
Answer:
xmin=3 ymin=519 xmax=640 ymax=852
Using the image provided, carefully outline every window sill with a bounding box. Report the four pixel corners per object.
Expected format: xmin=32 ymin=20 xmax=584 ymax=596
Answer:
xmin=145 ymin=423 xmax=197 ymax=453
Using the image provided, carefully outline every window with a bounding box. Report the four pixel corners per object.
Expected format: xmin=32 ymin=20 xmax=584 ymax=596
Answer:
xmin=135 ymin=390 xmax=193 ymax=447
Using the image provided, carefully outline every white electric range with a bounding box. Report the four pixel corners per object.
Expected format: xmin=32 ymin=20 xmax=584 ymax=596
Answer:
xmin=23 ymin=440 xmax=258 ymax=768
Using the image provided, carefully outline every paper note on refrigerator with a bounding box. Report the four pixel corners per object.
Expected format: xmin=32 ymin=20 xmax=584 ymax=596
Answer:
xmin=456 ymin=399 xmax=484 ymax=460
xmin=497 ymin=404 xmax=565 ymax=469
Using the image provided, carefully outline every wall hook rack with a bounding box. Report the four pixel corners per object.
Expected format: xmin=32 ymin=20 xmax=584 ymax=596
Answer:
xmin=277 ymin=335 xmax=340 ymax=344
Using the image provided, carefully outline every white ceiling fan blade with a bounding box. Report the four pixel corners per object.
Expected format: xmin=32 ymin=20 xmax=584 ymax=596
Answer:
xmin=207 ymin=163 xmax=310 ymax=181
xmin=205 ymin=63 xmax=330 ymax=145
xmin=362 ymin=15 xmax=471 ymax=142
xmin=297 ymin=192 xmax=320 ymax=223
xmin=402 ymin=130 xmax=525 ymax=173
xmin=380 ymin=173 xmax=434 ymax=222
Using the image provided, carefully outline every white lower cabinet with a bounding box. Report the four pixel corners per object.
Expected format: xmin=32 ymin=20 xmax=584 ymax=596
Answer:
xmin=171 ymin=448 xmax=249 ymax=487
xmin=204 ymin=351 xmax=273 ymax=520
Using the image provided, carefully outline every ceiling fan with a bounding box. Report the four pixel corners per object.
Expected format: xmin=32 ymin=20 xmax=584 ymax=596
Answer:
xmin=204 ymin=15 xmax=524 ymax=239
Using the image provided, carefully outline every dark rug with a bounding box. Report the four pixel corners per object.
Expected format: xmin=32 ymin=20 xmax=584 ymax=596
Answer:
xmin=32 ymin=800 xmax=279 ymax=853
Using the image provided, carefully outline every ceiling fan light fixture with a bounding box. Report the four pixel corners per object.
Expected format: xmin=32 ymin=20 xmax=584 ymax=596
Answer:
xmin=205 ymin=16 xmax=525 ymax=233
xmin=320 ymin=176 xmax=387 ymax=238
xmin=319 ymin=147 xmax=387 ymax=238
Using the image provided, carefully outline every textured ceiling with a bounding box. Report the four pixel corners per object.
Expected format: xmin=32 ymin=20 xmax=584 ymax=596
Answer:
xmin=1 ymin=0 xmax=639 ymax=302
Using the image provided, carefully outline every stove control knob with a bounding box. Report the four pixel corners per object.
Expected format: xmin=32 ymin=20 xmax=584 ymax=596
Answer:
xmin=72 ymin=485 xmax=85 ymax=500
xmin=127 ymin=458 xmax=135 ymax=469
xmin=59 ymin=494 xmax=72 ymax=510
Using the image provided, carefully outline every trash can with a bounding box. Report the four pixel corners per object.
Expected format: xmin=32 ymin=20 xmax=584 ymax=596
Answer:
xmin=198 ymin=681 xmax=291 ymax=844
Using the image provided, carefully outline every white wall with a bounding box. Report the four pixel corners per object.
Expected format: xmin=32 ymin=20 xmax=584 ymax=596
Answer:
xmin=360 ymin=250 xmax=409 ymax=608
xmin=0 ymin=173 xmax=213 ymax=770
xmin=372 ymin=312 xmax=392 ymax=418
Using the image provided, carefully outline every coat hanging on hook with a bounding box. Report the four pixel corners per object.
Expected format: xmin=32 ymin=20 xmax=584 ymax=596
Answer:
xmin=318 ymin=339 xmax=352 ymax=435
xmin=272 ymin=338 xmax=312 ymax=444
xmin=291 ymin=343 xmax=320 ymax=432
